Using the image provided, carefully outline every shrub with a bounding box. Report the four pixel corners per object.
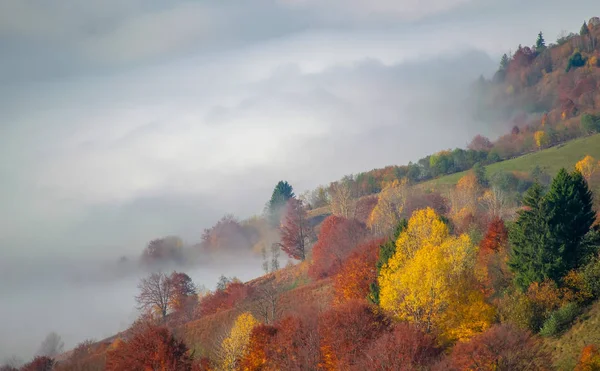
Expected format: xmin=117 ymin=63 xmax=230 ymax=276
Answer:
xmin=581 ymin=114 xmax=600 ymax=134
xmin=539 ymin=302 xmax=581 ymax=337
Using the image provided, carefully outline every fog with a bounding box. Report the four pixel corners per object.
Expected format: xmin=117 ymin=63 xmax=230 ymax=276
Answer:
xmin=1 ymin=0 xmax=599 ymax=363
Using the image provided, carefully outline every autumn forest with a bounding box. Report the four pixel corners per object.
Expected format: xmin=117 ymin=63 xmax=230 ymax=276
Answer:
xmin=8 ymin=15 xmax=600 ymax=371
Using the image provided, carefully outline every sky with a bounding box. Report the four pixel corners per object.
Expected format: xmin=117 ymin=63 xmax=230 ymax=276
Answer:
xmin=0 ymin=0 xmax=598 ymax=361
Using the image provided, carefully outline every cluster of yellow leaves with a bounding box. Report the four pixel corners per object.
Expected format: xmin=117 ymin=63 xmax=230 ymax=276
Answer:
xmin=379 ymin=208 xmax=494 ymax=341
xmin=220 ymin=312 xmax=259 ymax=371
xmin=367 ymin=178 xmax=409 ymax=235
xmin=534 ymin=130 xmax=549 ymax=149
xmin=576 ymin=155 xmax=600 ymax=182
xmin=449 ymin=173 xmax=481 ymax=226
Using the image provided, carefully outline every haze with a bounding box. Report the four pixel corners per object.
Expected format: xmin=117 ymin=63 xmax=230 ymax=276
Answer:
xmin=0 ymin=0 xmax=597 ymax=361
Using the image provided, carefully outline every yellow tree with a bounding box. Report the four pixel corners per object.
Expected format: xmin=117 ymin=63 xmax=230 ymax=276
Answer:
xmin=576 ymin=155 xmax=600 ymax=182
xmin=220 ymin=312 xmax=259 ymax=370
xmin=534 ymin=131 xmax=549 ymax=149
xmin=448 ymin=172 xmax=481 ymax=229
xmin=378 ymin=208 xmax=494 ymax=341
xmin=367 ymin=178 xmax=409 ymax=235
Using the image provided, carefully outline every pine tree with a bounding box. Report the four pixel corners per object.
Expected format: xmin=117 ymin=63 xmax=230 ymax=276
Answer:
xmin=544 ymin=169 xmax=596 ymax=271
xmin=508 ymin=183 xmax=554 ymax=289
xmin=509 ymin=169 xmax=597 ymax=289
xmin=536 ymin=31 xmax=546 ymax=51
xmin=500 ymin=53 xmax=509 ymax=70
xmin=581 ymin=21 xmax=590 ymax=37
xmin=266 ymin=181 xmax=295 ymax=226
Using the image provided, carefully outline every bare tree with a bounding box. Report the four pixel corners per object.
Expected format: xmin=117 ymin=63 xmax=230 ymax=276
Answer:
xmin=135 ymin=272 xmax=173 ymax=321
xmin=36 ymin=332 xmax=64 ymax=357
xmin=329 ymin=180 xmax=355 ymax=218
xmin=253 ymin=283 xmax=282 ymax=324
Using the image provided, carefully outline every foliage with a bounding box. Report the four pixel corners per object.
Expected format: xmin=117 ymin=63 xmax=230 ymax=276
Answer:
xmin=319 ymin=301 xmax=390 ymax=370
xmin=239 ymin=324 xmax=278 ymax=370
xmin=509 ymin=169 xmax=597 ymax=289
xmin=141 ymin=236 xmax=184 ymax=265
xmin=379 ymin=208 xmax=494 ymax=341
xmin=20 ymin=357 xmax=54 ymax=371
xmin=308 ymin=215 xmax=368 ymax=279
xmin=169 ymin=272 xmax=197 ymax=317
xmin=576 ymin=155 xmax=600 ymax=181
xmin=333 ymin=238 xmax=383 ymax=304
xmin=198 ymin=281 xmax=252 ymax=316
xmin=267 ymin=181 xmax=295 ymax=226
xmin=356 ymin=322 xmax=441 ymax=371
xmin=279 ymin=198 xmax=314 ymax=261
xmin=567 ymin=51 xmax=587 ymax=72
xmin=445 ymin=324 xmax=548 ymax=371
xmin=539 ymin=302 xmax=581 ymax=337
xmin=219 ymin=312 xmax=259 ymax=371
xmin=582 ymin=114 xmax=600 ymax=134
xmin=202 ymin=215 xmax=252 ymax=252
xmin=369 ymin=219 xmax=407 ymax=304
xmin=534 ymin=130 xmax=550 ymax=149
xmin=106 ymin=323 xmax=192 ymax=371
xmin=575 ymin=345 xmax=600 ymax=371
xmin=367 ymin=179 xmax=409 ymax=235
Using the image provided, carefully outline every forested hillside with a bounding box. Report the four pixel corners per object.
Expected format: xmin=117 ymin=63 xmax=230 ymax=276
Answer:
xmin=7 ymin=16 xmax=600 ymax=371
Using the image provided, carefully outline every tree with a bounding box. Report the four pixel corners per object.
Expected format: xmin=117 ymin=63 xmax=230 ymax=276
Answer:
xmin=168 ymin=272 xmax=197 ymax=317
xmin=267 ymin=181 xmax=295 ymax=225
xmin=329 ymin=180 xmax=355 ymax=218
xmin=509 ymin=170 xmax=597 ymax=289
xmin=576 ymin=155 xmax=600 ymax=182
xmin=308 ymin=215 xmax=368 ymax=279
xmin=279 ymin=198 xmax=313 ymax=261
xmin=106 ymin=323 xmax=192 ymax=371
xmin=481 ymin=217 xmax=509 ymax=253
xmin=534 ymin=130 xmax=549 ymax=149
xmin=36 ymin=332 xmax=64 ymax=357
xmin=357 ymin=323 xmax=441 ymax=371
xmin=499 ymin=53 xmax=510 ymax=70
xmin=536 ymin=31 xmax=546 ymax=51
xmin=333 ymin=239 xmax=383 ymax=304
xmin=367 ymin=179 xmax=409 ymax=235
xmin=319 ymin=301 xmax=389 ymax=370
xmin=141 ymin=236 xmax=184 ymax=265
xmin=582 ymin=114 xmax=600 ymax=134
xmin=239 ymin=324 xmax=278 ymax=371
xmin=202 ymin=215 xmax=252 ymax=252
xmin=252 ymin=283 xmax=282 ymax=324
xmin=135 ymin=272 xmax=173 ymax=321
xmin=468 ymin=134 xmax=493 ymax=152
xmin=20 ymin=357 xmax=54 ymax=371
xmin=581 ymin=21 xmax=590 ymax=37
xmin=378 ymin=208 xmax=494 ymax=341
xmin=575 ymin=345 xmax=600 ymax=371
xmin=219 ymin=312 xmax=259 ymax=371
xmin=446 ymin=324 xmax=548 ymax=371
xmin=369 ymin=219 xmax=407 ymax=305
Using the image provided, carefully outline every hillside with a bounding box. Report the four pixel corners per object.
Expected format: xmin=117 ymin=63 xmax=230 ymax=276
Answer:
xmin=423 ymin=133 xmax=600 ymax=188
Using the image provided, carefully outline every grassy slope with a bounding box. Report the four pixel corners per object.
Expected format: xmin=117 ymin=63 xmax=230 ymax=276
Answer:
xmin=422 ymin=134 xmax=600 ymax=188
xmin=545 ymin=301 xmax=600 ymax=370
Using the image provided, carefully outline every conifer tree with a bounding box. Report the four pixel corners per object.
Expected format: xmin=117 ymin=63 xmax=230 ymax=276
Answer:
xmin=536 ymin=31 xmax=546 ymax=51
xmin=266 ymin=181 xmax=295 ymax=226
xmin=369 ymin=219 xmax=407 ymax=304
xmin=500 ymin=53 xmax=509 ymax=70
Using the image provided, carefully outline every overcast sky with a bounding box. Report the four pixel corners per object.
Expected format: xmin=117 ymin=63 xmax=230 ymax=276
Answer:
xmin=0 ymin=1 xmax=597 ymax=259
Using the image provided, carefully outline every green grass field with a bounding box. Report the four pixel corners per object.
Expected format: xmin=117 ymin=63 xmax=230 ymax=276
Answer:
xmin=422 ymin=134 xmax=600 ymax=188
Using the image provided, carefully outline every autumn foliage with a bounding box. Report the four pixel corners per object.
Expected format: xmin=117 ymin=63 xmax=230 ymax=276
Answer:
xmin=444 ymin=324 xmax=548 ymax=371
xmin=106 ymin=323 xmax=192 ymax=371
xmin=20 ymin=357 xmax=55 ymax=371
xmin=198 ymin=281 xmax=252 ymax=316
xmin=333 ymin=238 xmax=383 ymax=304
xmin=309 ymin=215 xmax=368 ymax=279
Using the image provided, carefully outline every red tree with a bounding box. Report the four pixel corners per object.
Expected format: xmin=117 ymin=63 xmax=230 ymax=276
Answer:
xmin=280 ymin=198 xmax=314 ymax=261
xmin=333 ymin=238 xmax=383 ymax=303
xmin=268 ymin=315 xmax=321 ymax=370
xmin=309 ymin=216 xmax=368 ymax=279
xmin=20 ymin=357 xmax=54 ymax=371
xmin=169 ymin=272 xmax=197 ymax=320
xmin=480 ymin=217 xmax=509 ymax=252
xmin=201 ymin=214 xmax=251 ymax=252
xmin=106 ymin=323 xmax=192 ymax=371
xmin=357 ymin=323 xmax=441 ymax=371
xmin=444 ymin=324 xmax=548 ymax=371
xmin=468 ymin=135 xmax=493 ymax=152
xmin=319 ymin=300 xmax=390 ymax=370
xmin=198 ymin=281 xmax=252 ymax=316
xmin=239 ymin=324 xmax=278 ymax=370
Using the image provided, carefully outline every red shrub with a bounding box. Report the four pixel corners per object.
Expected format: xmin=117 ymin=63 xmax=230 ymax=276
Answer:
xmin=309 ymin=216 xmax=368 ymax=279
xmin=444 ymin=324 xmax=548 ymax=371
xmin=356 ymin=323 xmax=441 ymax=371
xmin=333 ymin=238 xmax=383 ymax=303
xmin=319 ymin=300 xmax=390 ymax=370
xmin=106 ymin=323 xmax=191 ymax=371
